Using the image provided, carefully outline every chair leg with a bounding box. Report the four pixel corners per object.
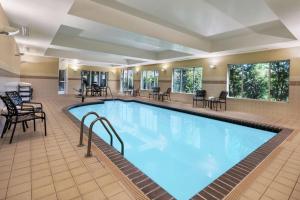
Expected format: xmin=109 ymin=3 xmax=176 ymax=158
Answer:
xmin=8 ymin=121 xmax=11 ymax=130
xmin=33 ymin=119 xmax=36 ymax=132
xmin=9 ymin=123 xmax=17 ymax=144
xmin=25 ymin=121 xmax=29 ymax=128
xmin=1 ymin=119 xmax=9 ymax=138
xmin=44 ymin=114 xmax=47 ymax=136
xmin=22 ymin=122 xmax=26 ymax=132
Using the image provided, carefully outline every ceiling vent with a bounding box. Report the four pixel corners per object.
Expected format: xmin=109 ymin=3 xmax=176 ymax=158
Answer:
xmin=20 ymin=26 xmax=29 ymax=37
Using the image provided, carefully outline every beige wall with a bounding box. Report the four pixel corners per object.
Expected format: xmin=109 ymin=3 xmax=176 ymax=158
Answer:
xmin=127 ymin=47 xmax=300 ymax=118
xmin=0 ymin=3 xmax=20 ymax=92
xmin=20 ymin=56 xmax=121 ymax=98
xmin=20 ymin=55 xmax=59 ymax=98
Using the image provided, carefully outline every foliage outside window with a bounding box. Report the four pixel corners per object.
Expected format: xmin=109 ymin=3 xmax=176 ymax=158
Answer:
xmin=120 ymin=68 xmax=134 ymax=91
xmin=172 ymin=67 xmax=203 ymax=93
xmin=228 ymin=60 xmax=290 ymax=102
xmin=141 ymin=70 xmax=159 ymax=90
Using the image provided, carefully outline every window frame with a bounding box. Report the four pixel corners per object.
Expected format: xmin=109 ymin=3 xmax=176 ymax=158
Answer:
xmin=140 ymin=70 xmax=159 ymax=90
xmin=227 ymin=60 xmax=290 ymax=102
xmin=171 ymin=67 xmax=203 ymax=94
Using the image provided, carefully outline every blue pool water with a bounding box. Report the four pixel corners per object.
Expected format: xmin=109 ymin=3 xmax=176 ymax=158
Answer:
xmin=69 ymin=100 xmax=276 ymax=200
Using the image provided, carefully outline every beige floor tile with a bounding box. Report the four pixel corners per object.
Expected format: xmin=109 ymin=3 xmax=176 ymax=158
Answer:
xmin=32 ymin=168 xmax=51 ymax=180
xmin=0 ymin=188 xmax=7 ymax=199
xmin=32 ymin=175 xmax=53 ymax=189
xmin=54 ymin=178 xmax=75 ymax=192
xmin=10 ymin=167 xmax=30 ymax=178
xmin=32 ymin=162 xmax=50 ymax=172
xmin=82 ymin=189 xmax=106 ymax=200
xmin=6 ymin=181 xmax=31 ymax=197
xmin=12 ymin=160 xmax=30 ymax=170
xmin=68 ymin=160 xmax=83 ymax=169
xmin=264 ymin=188 xmax=290 ymax=200
xmin=50 ymin=164 xmax=69 ymax=174
xmin=6 ymin=191 xmax=31 ymax=200
xmin=78 ymin=180 xmax=99 ymax=195
xmin=74 ymin=173 xmax=93 ymax=185
xmin=71 ymin=167 xmax=88 ymax=177
xmin=96 ymin=174 xmax=118 ymax=187
xmin=0 ymin=171 xmax=10 ymax=181
xmin=102 ymin=182 xmax=124 ymax=198
xmin=9 ymin=174 xmax=31 ymax=187
xmin=53 ymin=171 xmax=72 ymax=182
xmin=109 ymin=191 xmax=132 ymax=200
xmin=0 ymin=179 xmax=9 ymax=189
xmin=32 ymin=184 xmax=55 ymax=200
xmin=90 ymin=167 xmax=109 ymax=179
xmin=57 ymin=186 xmax=80 ymax=200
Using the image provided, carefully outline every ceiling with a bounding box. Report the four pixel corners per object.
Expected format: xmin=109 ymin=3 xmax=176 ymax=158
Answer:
xmin=1 ymin=0 xmax=300 ymax=67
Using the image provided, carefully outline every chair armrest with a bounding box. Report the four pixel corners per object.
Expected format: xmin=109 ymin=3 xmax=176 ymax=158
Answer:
xmin=23 ymin=102 xmax=43 ymax=109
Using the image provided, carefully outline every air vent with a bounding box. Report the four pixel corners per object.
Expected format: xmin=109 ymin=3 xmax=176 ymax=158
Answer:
xmin=20 ymin=26 xmax=29 ymax=37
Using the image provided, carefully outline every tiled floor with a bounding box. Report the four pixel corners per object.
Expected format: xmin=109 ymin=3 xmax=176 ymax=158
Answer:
xmin=0 ymin=95 xmax=300 ymax=200
xmin=0 ymin=96 xmax=135 ymax=200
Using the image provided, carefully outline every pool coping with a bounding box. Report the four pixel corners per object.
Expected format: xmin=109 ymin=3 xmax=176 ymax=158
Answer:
xmin=63 ymin=98 xmax=293 ymax=200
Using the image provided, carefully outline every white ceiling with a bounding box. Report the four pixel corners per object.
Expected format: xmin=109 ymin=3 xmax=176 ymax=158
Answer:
xmin=1 ymin=0 xmax=300 ymax=67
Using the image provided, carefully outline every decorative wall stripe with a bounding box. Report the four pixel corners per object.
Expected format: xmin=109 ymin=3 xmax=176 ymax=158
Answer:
xmin=289 ymin=81 xmax=300 ymax=86
xmin=203 ymin=80 xmax=227 ymax=84
xmin=0 ymin=68 xmax=20 ymax=78
xmin=68 ymin=77 xmax=81 ymax=80
xmin=20 ymin=75 xmax=58 ymax=79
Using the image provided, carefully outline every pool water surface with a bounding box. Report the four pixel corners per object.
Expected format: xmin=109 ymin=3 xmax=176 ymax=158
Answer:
xmin=69 ymin=100 xmax=276 ymax=200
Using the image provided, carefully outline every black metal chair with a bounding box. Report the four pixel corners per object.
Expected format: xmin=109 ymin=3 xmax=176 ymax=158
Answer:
xmin=148 ymin=87 xmax=160 ymax=99
xmin=133 ymin=87 xmax=140 ymax=97
xmin=0 ymin=95 xmax=47 ymax=143
xmin=5 ymin=91 xmax=43 ymax=113
xmin=213 ymin=91 xmax=228 ymax=111
xmin=193 ymin=90 xmax=207 ymax=107
xmin=159 ymin=87 xmax=171 ymax=101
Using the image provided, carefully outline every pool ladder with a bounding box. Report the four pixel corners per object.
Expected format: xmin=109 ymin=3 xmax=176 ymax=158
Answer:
xmin=106 ymin=86 xmax=115 ymax=100
xmin=78 ymin=112 xmax=124 ymax=156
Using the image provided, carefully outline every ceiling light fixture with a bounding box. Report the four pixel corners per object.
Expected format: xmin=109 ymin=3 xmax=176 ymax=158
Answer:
xmin=209 ymin=64 xmax=217 ymax=69
xmin=0 ymin=25 xmax=19 ymax=36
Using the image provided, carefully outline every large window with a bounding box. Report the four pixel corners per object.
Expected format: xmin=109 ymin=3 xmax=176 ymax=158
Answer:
xmin=228 ymin=60 xmax=290 ymax=101
xmin=172 ymin=67 xmax=203 ymax=93
xmin=141 ymin=70 xmax=159 ymax=90
xmin=120 ymin=68 xmax=134 ymax=91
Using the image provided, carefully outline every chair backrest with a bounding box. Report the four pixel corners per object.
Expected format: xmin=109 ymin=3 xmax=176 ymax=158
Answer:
xmin=0 ymin=95 xmax=18 ymax=116
xmin=166 ymin=87 xmax=171 ymax=94
xmin=6 ymin=91 xmax=23 ymax=106
xmin=152 ymin=87 xmax=160 ymax=93
xmin=195 ymin=90 xmax=206 ymax=97
xmin=219 ymin=91 xmax=228 ymax=100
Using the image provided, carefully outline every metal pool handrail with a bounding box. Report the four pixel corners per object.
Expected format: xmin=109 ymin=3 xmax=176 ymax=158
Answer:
xmin=86 ymin=117 xmax=124 ymax=157
xmin=106 ymin=86 xmax=114 ymax=100
xmin=78 ymin=112 xmax=100 ymax=147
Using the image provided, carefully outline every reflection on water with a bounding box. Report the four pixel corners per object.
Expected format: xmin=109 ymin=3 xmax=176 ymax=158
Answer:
xmin=70 ymin=101 xmax=276 ymax=200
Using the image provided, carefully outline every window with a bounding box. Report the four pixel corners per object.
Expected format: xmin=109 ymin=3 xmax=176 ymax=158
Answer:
xmin=58 ymin=69 xmax=66 ymax=94
xmin=172 ymin=67 xmax=203 ymax=93
xmin=141 ymin=70 xmax=159 ymax=90
xmin=228 ymin=60 xmax=290 ymax=101
xmin=120 ymin=68 xmax=134 ymax=91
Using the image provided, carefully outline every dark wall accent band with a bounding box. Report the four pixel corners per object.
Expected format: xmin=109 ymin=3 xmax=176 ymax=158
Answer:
xmin=0 ymin=68 xmax=20 ymax=78
xmin=68 ymin=77 xmax=81 ymax=80
xmin=64 ymin=99 xmax=292 ymax=200
xmin=20 ymin=75 xmax=58 ymax=79
xmin=289 ymin=81 xmax=300 ymax=86
xmin=203 ymin=80 xmax=227 ymax=84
